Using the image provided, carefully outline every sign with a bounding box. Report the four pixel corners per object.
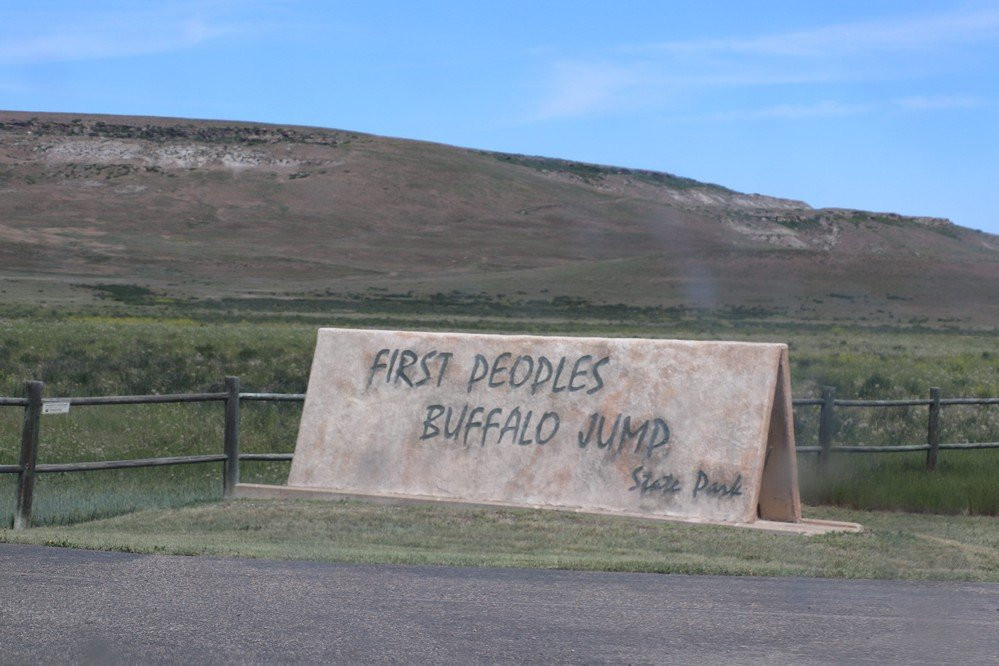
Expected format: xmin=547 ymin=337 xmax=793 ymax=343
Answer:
xmin=41 ymin=399 xmax=71 ymax=415
xmin=281 ymin=328 xmax=812 ymax=528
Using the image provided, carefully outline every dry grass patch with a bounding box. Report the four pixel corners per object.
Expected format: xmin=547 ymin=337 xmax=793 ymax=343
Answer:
xmin=2 ymin=499 xmax=995 ymax=581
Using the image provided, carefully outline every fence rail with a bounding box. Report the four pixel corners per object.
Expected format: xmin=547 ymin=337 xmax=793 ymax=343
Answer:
xmin=1 ymin=380 xmax=997 ymax=528
xmin=56 ymin=393 xmax=228 ymax=406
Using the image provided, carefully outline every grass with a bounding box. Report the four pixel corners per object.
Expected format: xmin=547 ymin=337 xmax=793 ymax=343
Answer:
xmin=2 ymin=308 xmax=997 ymax=399
xmin=0 ymin=467 xmax=220 ymax=526
xmin=799 ymin=450 xmax=999 ymax=515
xmin=0 ymin=499 xmax=995 ymax=581
xmin=0 ymin=306 xmax=996 ymax=525
xmin=1 ymin=450 xmax=994 ymax=530
xmin=0 ymin=400 xmax=297 ymax=526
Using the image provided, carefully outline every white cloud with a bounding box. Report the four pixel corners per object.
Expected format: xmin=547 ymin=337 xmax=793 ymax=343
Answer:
xmin=637 ymin=7 xmax=999 ymax=58
xmin=712 ymin=101 xmax=872 ymax=121
xmin=532 ymin=62 xmax=655 ymax=120
xmin=0 ymin=4 xmax=235 ymax=65
xmin=528 ymin=7 xmax=999 ymax=122
xmin=704 ymin=95 xmax=986 ymax=122
xmin=894 ymin=95 xmax=982 ymax=110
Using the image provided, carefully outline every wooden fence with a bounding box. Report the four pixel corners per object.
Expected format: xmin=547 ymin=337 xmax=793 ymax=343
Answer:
xmin=1 ymin=378 xmax=997 ymax=529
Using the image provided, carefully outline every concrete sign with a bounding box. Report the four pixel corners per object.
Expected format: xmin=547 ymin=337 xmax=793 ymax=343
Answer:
xmin=253 ymin=327 xmax=836 ymax=530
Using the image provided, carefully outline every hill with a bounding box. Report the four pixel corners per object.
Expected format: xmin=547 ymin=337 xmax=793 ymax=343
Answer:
xmin=1 ymin=110 xmax=996 ymax=327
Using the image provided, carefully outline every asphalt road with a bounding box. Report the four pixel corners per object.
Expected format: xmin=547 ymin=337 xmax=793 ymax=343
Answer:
xmin=0 ymin=544 xmax=996 ymax=664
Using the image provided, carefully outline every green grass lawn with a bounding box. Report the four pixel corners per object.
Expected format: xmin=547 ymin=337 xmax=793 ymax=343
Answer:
xmin=1 ymin=499 xmax=995 ymax=582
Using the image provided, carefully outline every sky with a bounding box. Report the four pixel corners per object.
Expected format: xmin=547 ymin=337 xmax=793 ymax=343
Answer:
xmin=2 ymin=0 xmax=998 ymax=234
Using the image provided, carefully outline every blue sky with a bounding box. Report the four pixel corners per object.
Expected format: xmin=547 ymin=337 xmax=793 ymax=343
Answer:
xmin=2 ymin=1 xmax=998 ymax=234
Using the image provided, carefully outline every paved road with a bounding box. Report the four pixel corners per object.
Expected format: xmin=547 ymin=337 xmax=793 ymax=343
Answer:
xmin=0 ymin=544 xmax=996 ymax=664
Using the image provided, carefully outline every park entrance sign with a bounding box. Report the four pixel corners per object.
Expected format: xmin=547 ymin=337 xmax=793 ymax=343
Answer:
xmin=239 ymin=328 xmax=859 ymax=533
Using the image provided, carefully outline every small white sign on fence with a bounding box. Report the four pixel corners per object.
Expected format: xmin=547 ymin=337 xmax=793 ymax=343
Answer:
xmin=42 ymin=400 xmax=71 ymax=415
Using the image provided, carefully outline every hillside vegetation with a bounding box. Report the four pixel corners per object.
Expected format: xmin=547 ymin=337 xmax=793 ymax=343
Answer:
xmin=1 ymin=111 xmax=997 ymax=327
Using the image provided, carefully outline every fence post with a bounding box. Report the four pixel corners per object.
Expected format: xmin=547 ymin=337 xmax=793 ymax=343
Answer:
xmin=926 ymin=386 xmax=941 ymax=471
xmin=14 ymin=381 xmax=43 ymax=530
xmin=223 ymin=376 xmax=241 ymax=498
xmin=818 ymin=386 xmax=835 ymax=472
